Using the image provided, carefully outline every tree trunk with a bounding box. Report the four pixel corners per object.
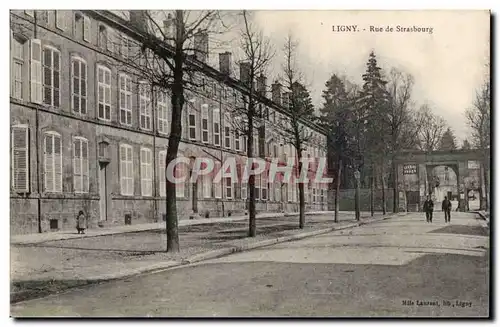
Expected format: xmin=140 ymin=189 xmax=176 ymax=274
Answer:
xmin=334 ymin=158 xmax=342 ymax=223
xmin=164 ymin=11 xmax=184 ymax=253
xmin=482 ymin=155 xmax=489 ymax=210
xmin=381 ymin=165 xmax=387 ymax=215
xmin=370 ymin=172 xmax=374 ymax=217
xmin=298 ymin=152 xmax=305 ymax=229
xmin=392 ymin=157 xmax=398 ymax=213
xmin=247 ymin=105 xmax=256 ymax=237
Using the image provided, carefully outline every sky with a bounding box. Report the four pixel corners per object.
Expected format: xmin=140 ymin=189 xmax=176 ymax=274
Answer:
xmin=220 ymin=10 xmax=490 ymax=144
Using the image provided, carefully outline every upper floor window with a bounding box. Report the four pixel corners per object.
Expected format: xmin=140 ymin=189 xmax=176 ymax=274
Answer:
xmin=71 ymin=57 xmax=87 ymax=114
xmin=11 ymin=37 xmax=25 ymax=100
xmin=73 ymin=137 xmax=89 ymax=193
xmin=201 ymin=104 xmax=209 ymax=144
xmin=29 ymin=39 xmax=42 ymax=104
xmin=119 ymin=73 xmax=132 ymax=125
xmin=120 ymin=34 xmax=129 ymax=59
xmin=97 ymin=65 xmax=111 ymax=120
xmin=98 ymin=25 xmax=108 ymax=50
xmin=139 ymin=82 xmax=152 ymax=130
xmin=44 ymin=131 xmax=62 ymax=193
xmin=157 ymin=90 xmax=169 ymax=135
xmin=213 ymin=108 xmax=220 ymax=146
xmin=74 ymin=13 xmax=83 ymax=39
xmin=42 ymin=46 xmax=60 ymax=107
xmin=55 ymin=10 xmax=64 ymax=30
xmin=188 ymin=110 xmax=197 ymax=141
xmin=11 ymin=125 xmax=29 ymax=193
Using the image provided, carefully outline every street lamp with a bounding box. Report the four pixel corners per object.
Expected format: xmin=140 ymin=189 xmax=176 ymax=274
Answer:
xmin=354 ymin=170 xmax=361 ymax=221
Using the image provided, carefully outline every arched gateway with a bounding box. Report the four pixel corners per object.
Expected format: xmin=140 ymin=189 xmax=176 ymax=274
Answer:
xmin=394 ymin=149 xmax=488 ymax=212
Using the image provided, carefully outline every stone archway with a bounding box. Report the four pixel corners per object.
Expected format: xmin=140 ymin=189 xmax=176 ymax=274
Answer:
xmin=425 ymin=164 xmax=459 ymax=211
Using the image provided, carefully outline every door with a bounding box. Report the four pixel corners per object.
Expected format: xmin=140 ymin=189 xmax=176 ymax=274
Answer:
xmin=99 ymin=163 xmax=107 ymax=221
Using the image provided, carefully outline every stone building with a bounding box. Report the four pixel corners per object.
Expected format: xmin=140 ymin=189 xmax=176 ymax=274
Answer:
xmin=9 ymin=10 xmax=329 ymax=235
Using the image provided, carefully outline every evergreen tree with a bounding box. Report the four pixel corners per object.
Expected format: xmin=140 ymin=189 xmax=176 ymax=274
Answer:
xmin=357 ymin=51 xmax=390 ymax=215
xmin=439 ymin=127 xmax=457 ymax=150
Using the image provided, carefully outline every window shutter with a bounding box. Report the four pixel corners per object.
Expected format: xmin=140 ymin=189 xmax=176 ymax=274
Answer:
xmin=12 ymin=126 xmax=29 ymax=192
xmin=83 ymin=16 xmax=91 ymax=42
xmin=159 ymin=151 xmax=166 ymax=197
xmin=54 ymin=135 xmax=62 ymax=192
xmin=127 ymin=146 xmax=133 ymax=195
xmin=120 ymin=145 xmax=127 ymax=195
xmin=30 ymin=39 xmax=42 ymax=104
xmin=73 ymin=139 xmax=81 ymax=192
xmin=56 ymin=11 xmax=64 ymax=29
xmin=82 ymin=140 xmax=89 ymax=192
xmin=44 ymin=135 xmax=54 ymax=192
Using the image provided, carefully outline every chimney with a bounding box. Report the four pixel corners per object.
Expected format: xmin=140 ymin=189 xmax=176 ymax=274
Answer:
xmin=256 ymin=74 xmax=267 ymax=97
xmin=271 ymin=81 xmax=282 ymax=106
xmin=219 ymin=52 xmax=232 ymax=76
xmin=239 ymin=62 xmax=251 ymax=87
xmin=129 ymin=10 xmax=148 ymax=33
xmin=163 ymin=13 xmax=176 ymax=44
xmin=194 ymin=29 xmax=209 ymax=63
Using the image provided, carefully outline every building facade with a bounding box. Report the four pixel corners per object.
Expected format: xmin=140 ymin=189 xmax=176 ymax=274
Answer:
xmin=9 ymin=10 xmax=329 ymax=235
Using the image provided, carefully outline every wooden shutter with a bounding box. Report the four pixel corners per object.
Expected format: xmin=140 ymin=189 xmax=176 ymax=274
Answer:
xmin=30 ymin=39 xmax=42 ymax=103
xmin=83 ymin=16 xmax=91 ymax=42
xmin=127 ymin=146 xmax=133 ymax=195
xmin=120 ymin=145 xmax=127 ymax=195
xmin=54 ymin=134 xmax=62 ymax=192
xmin=159 ymin=151 xmax=166 ymax=197
xmin=12 ymin=126 xmax=29 ymax=192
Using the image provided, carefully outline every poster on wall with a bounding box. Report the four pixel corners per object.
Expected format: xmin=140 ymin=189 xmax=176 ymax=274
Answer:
xmin=403 ymin=164 xmax=417 ymax=175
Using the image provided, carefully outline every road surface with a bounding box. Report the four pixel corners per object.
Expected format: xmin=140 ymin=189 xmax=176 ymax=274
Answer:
xmin=11 ymin=211 xmax=489 ymax=317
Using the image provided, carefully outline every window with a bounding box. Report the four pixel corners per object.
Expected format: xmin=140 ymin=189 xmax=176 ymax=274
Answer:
xmin=157 ymin=91 xmax=169 ymax=134
xmin=225 ymin=178 xmax=232 ymax=199
xmin=188 ymin=111 xmax=197 ymax=140
xmin=98 ymin=25 xmax=108 ymax=50
xmin=214 ymin=163 xmax=222 ymax=198
xmin=224 ymin=125 xmax=231 ymax=149
xmin=253 ymin=134 xmax=259 ymax=157
xmin=55 ymin=11 xmax=64 ymax=29
xmin=274 ymin=182 xmax=281 ymax=202
xmin=261 ymin=175 xmax=267 ymax=200
xmin=288 ymin=182 xmax=294 ymax=203
xmin=83 ymin=16 xmax=91 ymax=42
xmin=12 ymin=38 xmax=24 ymax=100
xmin=119 ymin=74 xmax=132 ymax=125
xmin=140 ymin=148 xmax=152 ymax=196
xmin=42 ymin=46 xmax=60 ymax=107
xmin=255 ymin=176 xmax=261 ymax=200
xmin=159 ymin=151 xmax=166 ymax=197
xmin=201 ymin=104 xmax=209 ymax=143
xmin=120 ymin=144 xmax=134 ymax=195
xmin=97 ymin=65 xmax=111 ymax=120
xmin=44 ymin=132 xmax=62 ymax=193
xmin=202 ymin=174 xmax=211 ymax=198
xmin=11 ymin=125 xmax=29 ymax=192
xmin=175 ymin=162 xmax=187 ymax=198
xmin=74 ymin=13 xmax=83 ymax=39
xmin=213 ymin=109 xmax=220 ymax=146
xmin=120 ymin=34 xmax=129 ymax=59
xmin=73 ymin=137 xmax=89 ymax=193
xmin=71 ymin=57 xmax=87 ymax=114
xmin=241 ymin=182 xmax=247 ymax=200
xmin=139 ymin=82 xmax=152 ymax=130
xmin=235 ymin=132 xmax=241 ymax=151
xmin=25 ymin=10 xmax=34 ymax=17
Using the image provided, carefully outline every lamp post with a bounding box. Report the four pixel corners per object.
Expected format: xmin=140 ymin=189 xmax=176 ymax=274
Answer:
xmin=354 ymin=170 xmax=361 ymax=221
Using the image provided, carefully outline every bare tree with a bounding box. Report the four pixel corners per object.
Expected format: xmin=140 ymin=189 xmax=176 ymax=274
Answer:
xmin=466 ymin=78 xmax=490 ymax=209
xmin=230 ymin=10 xmax=274 ymax=237
xmin=417 ymin=104 xmax=446 ymax=152
xmin=386 ymin=68 xmax=415 ymax=212
xmin=278 ymin=33 xmax=316 ymax=229
xmin=113 ymin=10 xmax=230 ymax=252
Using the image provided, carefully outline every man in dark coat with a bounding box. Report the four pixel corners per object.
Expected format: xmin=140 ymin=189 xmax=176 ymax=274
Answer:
xmin=423 ymin=195 xmax=434 ymax=223
xmin=442 ymin=196 xmax=452 ymax=223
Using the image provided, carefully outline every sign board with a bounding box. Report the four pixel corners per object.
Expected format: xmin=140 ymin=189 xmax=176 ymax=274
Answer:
xmin=403 ymin=164 xmax=417 ymax=175
xmin=468 ymin=160 xmax=480 ymax=170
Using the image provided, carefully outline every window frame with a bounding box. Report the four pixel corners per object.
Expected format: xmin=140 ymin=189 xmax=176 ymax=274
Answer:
xmin=118 ymin=73 xmax=133 ymax=126
xmin=11 ymin=124 xmax=29 ymax=193
xmin=201 ymin=104 xmax=209 ymax=144
xmin=97 ymin=65 xmax=112 ymax=121
xmin=72 ymin=136 xmax=89 ymax=193
xmin=43 ymin=131 xmax=63 ymax=193
xmin=140 ymin=147 xmax=153 ymax=196
xmin=139 ymin=81 xmax=152 ymax=130
xmin=42 ymin=45 xmax=61 ymax=107
xmin=157 ymin=90 xmax=169 ymax=135
xmin=119 ymin=144 xmax=134 ymax=196
xmin=71 ymin=56 xmax=88 ymax=115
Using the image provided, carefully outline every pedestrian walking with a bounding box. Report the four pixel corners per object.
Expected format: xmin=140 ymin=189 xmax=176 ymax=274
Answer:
xmin=423 ymin=195 xmax=434 ymax=223
xmin=76 ymin=210 xmax=87 ymax=234
xmin=442 ymin=196 xmax=452 ymax=223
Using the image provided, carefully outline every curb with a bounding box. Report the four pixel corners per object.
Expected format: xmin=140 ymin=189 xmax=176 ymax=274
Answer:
xmin=12 ymin=213 xmax=398 ymax=304
xmin=471 ymin=211 xmax=490 ymax=229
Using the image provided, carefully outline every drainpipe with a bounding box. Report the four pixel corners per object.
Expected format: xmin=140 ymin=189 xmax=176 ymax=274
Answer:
xmin=33 ymin=11 xmax=42 ymax=233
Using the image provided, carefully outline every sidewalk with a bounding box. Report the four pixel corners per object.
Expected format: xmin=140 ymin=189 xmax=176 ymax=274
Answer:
xmin=11 ymin=211 xmax=401 ymax=303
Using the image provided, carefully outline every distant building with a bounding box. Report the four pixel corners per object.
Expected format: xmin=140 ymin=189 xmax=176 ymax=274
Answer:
xmin=9 ymin=10 xmax=328 ymax=235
